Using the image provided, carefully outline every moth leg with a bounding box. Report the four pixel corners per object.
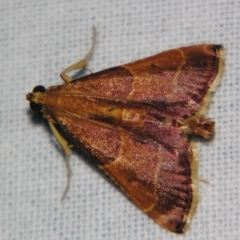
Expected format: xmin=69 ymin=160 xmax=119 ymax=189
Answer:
xmin=49 ymin=122 xmax=72 ymax=201
xmin=60 ymin=26 xmax=97 ymax=83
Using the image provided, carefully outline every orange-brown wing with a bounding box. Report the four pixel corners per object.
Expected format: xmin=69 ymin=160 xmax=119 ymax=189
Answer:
xmin=50 ymin=44 xmax=222 ymax=119
xmin=52 ymin=112 xmax=195 ymax=233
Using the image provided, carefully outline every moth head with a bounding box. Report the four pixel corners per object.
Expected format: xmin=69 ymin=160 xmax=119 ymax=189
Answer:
xmin=26 ymin=85 xmax=46 ymax=111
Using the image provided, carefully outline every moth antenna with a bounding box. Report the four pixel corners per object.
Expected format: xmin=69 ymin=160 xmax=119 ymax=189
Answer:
xmin=48 ymin=122 xmax=72 ymax=200
xmin=61 ymin=154 xmax=72 ymax=201
xmin=198 ymin=177 xmax=209 ymax=184
xmin=60 ymin=26 xmax=97 ymax=83
xmin=85 ymin=25 xmax=97 ymax=62
xmin=83 ymin=66 xmax=93 ymax=74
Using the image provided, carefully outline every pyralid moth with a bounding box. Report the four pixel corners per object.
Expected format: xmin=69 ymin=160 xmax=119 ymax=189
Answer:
xmin=26 ymin=28 xmax=223 ymax=233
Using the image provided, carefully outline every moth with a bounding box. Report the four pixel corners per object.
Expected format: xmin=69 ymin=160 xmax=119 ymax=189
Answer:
xmin=26 ymin=28 xmax=223 ymax=233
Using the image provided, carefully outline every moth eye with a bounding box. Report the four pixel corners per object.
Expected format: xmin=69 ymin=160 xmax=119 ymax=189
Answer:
xmin=29 ymin=85 xmax=46 ymax=111
xmin=32 ymin=85 xmax=46 ymax=93
xmin=30 ymin=101 xmax=42 ymax=111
